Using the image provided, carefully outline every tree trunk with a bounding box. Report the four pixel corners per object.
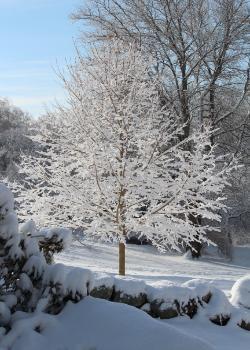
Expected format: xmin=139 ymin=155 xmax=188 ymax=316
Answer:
xmin=180 ymin=65 xmax=191 ymax=140
xmin=209 ymin=85 xmax=216 ymax=145
xmin=187 ymin=238 xmax=203 ymax=258
xmin=187 ymin=214 xmax=203 ymax=258
xmin=119 ymin=242 xmax=125 ymax=275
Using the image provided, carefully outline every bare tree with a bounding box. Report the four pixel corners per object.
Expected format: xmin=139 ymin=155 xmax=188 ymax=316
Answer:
xmin=72 ymin=0 xmax=249 ymax=136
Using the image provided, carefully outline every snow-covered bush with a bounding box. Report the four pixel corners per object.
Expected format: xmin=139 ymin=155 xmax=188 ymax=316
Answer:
xmin=231 ymin=275 xmax=250 ymax=309
xmin=90 ymin=274 xmax=114 ymax=300
xmin=183 ymin=279 xmax=213 ymax=304
xmin=205 ymin=288 xmax=232 ymax=326
xmin=146 ymin=281 xmax=199 ymax=319
xmin=230 ymin=275 xmax=250 ymax=331
xmin=232 ymin=307 xmax=250 ymax=331
xmin=40 ymin=266 xmax=93 ymax=314
xmin=113 ymin=277 xmax=147 ymax=307
xmin=0 ymin=183 xmax=93 ymax=333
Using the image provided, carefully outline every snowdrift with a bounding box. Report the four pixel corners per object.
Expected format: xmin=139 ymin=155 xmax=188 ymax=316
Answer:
xmin=5 ymin=297 xmax=213 ymax=350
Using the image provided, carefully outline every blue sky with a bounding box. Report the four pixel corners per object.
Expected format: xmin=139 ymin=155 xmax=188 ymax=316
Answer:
xmin=0 ymin=0 xmax=81 ymax=117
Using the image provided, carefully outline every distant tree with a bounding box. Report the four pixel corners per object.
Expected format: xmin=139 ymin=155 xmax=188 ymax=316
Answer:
xmin=72 ymin=0 xmax=249 ymax=137
xmin=218 ymin=106 xmax=250 ymax=247
xmin=17 ymin=42 xmax=236 ymax=274
xmin=0 ymin=98 xmax=33 ymax=180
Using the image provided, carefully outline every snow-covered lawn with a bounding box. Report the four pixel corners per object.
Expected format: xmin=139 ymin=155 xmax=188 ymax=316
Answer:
xmin=56 ymin=241 xmax=250 ymax=295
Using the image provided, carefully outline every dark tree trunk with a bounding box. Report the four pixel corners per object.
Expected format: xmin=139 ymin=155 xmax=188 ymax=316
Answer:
xmin=187 ymin=214 xmax=203 ymax=258
xmin=180 ymin=66 xmax=191 ymax=140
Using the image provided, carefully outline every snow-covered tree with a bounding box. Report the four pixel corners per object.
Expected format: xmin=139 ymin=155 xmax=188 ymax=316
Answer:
xmin=0 ymin=98 xmax=33 ymax=181
xmin=16 ymin=42 xmax=236 ymax=274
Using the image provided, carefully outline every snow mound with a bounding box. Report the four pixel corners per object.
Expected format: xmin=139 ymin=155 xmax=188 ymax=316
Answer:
xmin=114 ymin=276 xmax=146 ymax=297
xmin=205 ymin=288 xmax=232 ymax=319
xmin=40 ymin=266 xmax=94 ymax=302
xmin=183 ymin=279 xmax=212 ymax=302
xmin=232 ymin=306 xmax=250 ymax=325
xmin=92 ymin=273 xmax=114 ymax=289
xmin=43 ymin=263 xmax=67 ymax=286
xmin=146 ymin=280 xmax=195 ymax=304
xmin=231 ymin=275 xmax=250 ymax=309
xmin=64 ymin=267 xmax=93 ymax=298
xmin=3 ymin=297 xmax=214 ymax=350
xmin=40 ymin=227 xmax=72 ymax=249
xmin=183 ymin=279 xmax=211 ymax=295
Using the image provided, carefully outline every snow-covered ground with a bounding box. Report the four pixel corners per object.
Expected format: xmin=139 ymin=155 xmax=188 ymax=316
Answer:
xmin=7 ymin=297 xmax=214 ymax=350
xmin=57 ymin=241 xmax=250 ymax=350
xmin=56 ymin=240 xmax=250 ymax=295
xmin=5 ymin=241 xmax=250 ymax=350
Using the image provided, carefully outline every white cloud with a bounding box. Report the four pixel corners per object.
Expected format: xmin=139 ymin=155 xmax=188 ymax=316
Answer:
xmin=9 ymin=93 xmax=66 ymax=117
xmin=11 ymin=96 xmax=53 ymax=106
